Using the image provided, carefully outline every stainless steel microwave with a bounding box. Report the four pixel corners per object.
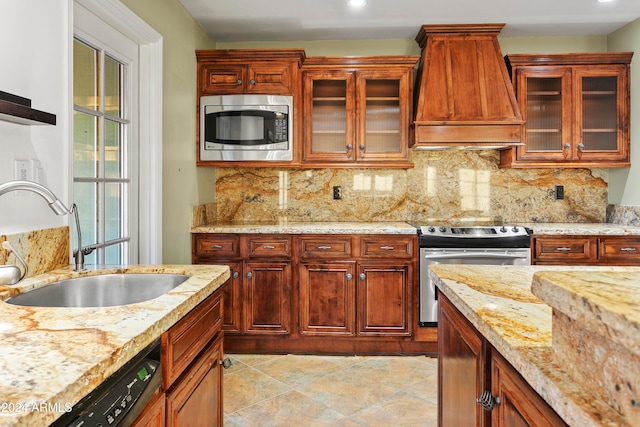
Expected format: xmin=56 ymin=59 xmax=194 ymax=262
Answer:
xmin=200 ymin=94 xmax=293 ymax=161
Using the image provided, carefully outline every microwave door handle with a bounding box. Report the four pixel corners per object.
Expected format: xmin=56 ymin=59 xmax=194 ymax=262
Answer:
xmin=423 ymin=252 xmax=529 ymax=260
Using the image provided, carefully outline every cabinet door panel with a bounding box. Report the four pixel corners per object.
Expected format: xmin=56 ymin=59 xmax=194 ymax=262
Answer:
xmin=438 ymin=294 xmax=489 ymax=427
xmin=299 ymin=262 xmax=356 ymax=335
xmin=222 ymin=262 xmax=242 ymax=333
xmin=246 ymin=62 xmax=292 ymax=94
xmin=200 ymin=64 xmax=245 ymax=95
xmin=357 ymin=262 xmax=411 ymax=336
xmin=166 ymin=334 xmax=223 ymax=427
xmin=245 ymin=261 xmax=291 ymax=334
xmin=491 ymin=349 xmax=568 ymax=427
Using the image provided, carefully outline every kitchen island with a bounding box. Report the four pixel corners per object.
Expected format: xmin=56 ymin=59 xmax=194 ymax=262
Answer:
xmin=0 ymin=264 xmax=229 ymax=427
xmin=430 ymin=264 xmax=640 ymax=426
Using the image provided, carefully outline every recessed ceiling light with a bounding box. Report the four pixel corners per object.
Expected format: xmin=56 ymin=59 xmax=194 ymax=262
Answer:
xmin=597 ymin=0 xmax=614 ymax=3
xmin=348 ymin=0 xmax=367 ymax=7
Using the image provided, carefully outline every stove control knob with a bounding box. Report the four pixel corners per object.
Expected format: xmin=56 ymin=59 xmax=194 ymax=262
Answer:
xmin=500 ymin=226 xmax=507 ymax=233
xmin=439 ymin=226 xmax=447 ymax=232
xmin=428 ymin=226 xmax=435 ymax=233
xmin=512 ymin=226 xmax=519 ymax=233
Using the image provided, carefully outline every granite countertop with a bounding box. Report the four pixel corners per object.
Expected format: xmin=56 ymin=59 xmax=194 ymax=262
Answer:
xmin=191 ymin=221 xmax=418 ymax=234
xmin=0 ymin=264 xmax=230 ymax=427
xmin=523 ymin=222 xmax=640 ymax=235
xmin=429 ymin=264 xmax=640 ymax=427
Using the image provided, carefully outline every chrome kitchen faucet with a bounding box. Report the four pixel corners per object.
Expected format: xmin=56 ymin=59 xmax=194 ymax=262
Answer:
xmin=0 ymin=180 xmax=89 ymax=276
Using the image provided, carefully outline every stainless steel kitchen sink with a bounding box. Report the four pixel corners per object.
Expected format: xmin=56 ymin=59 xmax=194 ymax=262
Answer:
xmin=5 ymin=273 xmax=190 ymax=307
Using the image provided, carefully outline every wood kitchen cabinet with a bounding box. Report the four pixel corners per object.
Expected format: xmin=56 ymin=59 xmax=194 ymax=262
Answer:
xmin=195 ymin=49 xmax=305 ymax=167
xmin=196 ymin=49 xmax=305 ymax=96
xmin=192 ymin=232 xmax=424 ymax=354
xmin=301 ymin=56 xmax=418 ymax=168
xmin=532 ymin=235 xmax=640 ymax=265
xmin=439 ymin=293 xmax=567 ymax=427
xmin=501 ymin=53 xmax=633 ymax=168
xmin=298 ymin=235 xmax=413 ymax=338
xmin=191 ymin=234 xmax=292 ymax=336
xmin=132 ymin=289 xmax=226 ymax=426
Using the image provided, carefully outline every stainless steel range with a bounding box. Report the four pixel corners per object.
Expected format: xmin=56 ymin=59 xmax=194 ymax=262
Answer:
xmin=417 ymin=225 xmax=532 ymax=326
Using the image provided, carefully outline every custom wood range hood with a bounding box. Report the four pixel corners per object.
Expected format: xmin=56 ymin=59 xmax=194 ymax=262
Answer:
xmin=411 ymin=24 xmax=524 ymax=150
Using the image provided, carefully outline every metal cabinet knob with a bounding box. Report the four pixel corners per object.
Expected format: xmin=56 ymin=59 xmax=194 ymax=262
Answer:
xmin=346 ymin=144 xmax=353 ymax=150
xmin=246 ymin=272 xmax=253 ymax=279
xmin=220 ymin=358 xmax=233 ymax=369
xmin=346 ymin=273 xmax=353 ymax=280
xmin=250 ymin=79 xmax=256 ymax=85
xmin=359 ymin=273 xmax=366 ymax=280
xmin=577 ymin=143 xmax=585 ymax=151
xmin=477 ymin=391 xmax=500 ymax=411
xmin=232 ymin=271 xmax=239 ymax=279
xmin=359 ymin=144 xmax=365 ymax=150
xmin=236 ymin=79 xmax=242 ymax=85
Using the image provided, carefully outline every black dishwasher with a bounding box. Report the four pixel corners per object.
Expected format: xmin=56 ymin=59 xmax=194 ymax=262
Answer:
xmin=51 ymin=339 xmax=162 ymax=427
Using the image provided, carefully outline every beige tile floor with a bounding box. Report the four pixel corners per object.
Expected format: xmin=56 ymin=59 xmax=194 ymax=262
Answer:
xmin=223 ymin=354 xmax=438 ymax=427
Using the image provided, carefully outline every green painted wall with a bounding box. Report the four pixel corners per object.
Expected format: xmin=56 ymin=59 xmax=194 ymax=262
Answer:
xmin=120 ymin=0 xmax=217 ymax=264
xmin=608 ymin=19 xmax=640 ymax=205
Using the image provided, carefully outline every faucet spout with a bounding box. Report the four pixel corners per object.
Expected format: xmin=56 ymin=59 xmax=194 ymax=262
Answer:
xmin=0 ymin=180 xmax=70 ymax=215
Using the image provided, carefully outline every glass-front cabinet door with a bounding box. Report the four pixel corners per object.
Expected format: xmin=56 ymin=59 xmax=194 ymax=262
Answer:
xmin=356 ymin=71 xmax=410 ymax=163
xmin=514 ymin=68 xmax=572 ymax=163
xmin=303 ymin=70 xmax=355 ymax=163
xmin=574 ymin=66 xmax=629 ymax=164
xmin=503 ymin=53 xmax=631 ymax=168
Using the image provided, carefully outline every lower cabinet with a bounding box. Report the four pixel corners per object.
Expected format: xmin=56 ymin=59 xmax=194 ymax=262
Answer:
xmin=532 ymin=235 xmax=640 ymax=265
xmin=132 ymin=289 xmax=226 ymax=427
xmin=439 ymin=293 xmax=567 ymax=427
xmin=192 ymin=232 xmax=423 ymax=354
xmin=165 ymin=335 xmax=224 ymax=427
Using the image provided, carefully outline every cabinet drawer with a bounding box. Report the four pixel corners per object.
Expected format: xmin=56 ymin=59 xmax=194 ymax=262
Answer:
xmin=299 ymin=236 xmax=352 ymax=258
xmin=359 ymin=235 xmax=415 ymax=259
xmin=193 ymin=234 xmax=239 ymax=258
xmin=245 ymin=236 xmax=292 ymax=257
xmin=599 ymin=237 xmax=640 ymax=264
xmin=533 ymin=236 xmax=597 ymax=264
xmin=162 ymin=291 xmax=223 ymax=389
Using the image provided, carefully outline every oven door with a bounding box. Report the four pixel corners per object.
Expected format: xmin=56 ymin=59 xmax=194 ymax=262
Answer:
xmin=419 ymin=248 xmax=531 ymax=326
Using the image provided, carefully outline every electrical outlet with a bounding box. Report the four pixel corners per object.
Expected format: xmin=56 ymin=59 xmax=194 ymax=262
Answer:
xmin=333 ymin=186 xmax=342 ymax=200
xmin=14 ymin=159 xmax=31 ymax=181
xmin=555 ymin=185 xmax=564 ymax=200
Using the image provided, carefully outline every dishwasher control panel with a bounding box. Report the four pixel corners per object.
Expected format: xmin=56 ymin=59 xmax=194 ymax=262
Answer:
xmin=65 ymin=358 xmax=160 ymax=427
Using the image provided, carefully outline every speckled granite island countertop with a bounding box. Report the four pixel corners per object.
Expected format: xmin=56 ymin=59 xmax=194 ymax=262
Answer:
xmin=191 ymin=221 xmax=418 ymax=234
xmin=0 ymin=264 xmax=229 ymax=427
xmin=429 ymin=264 xmax=640 ymax=427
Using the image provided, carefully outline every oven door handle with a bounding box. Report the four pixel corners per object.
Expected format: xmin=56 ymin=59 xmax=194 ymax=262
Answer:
xmin=423 ymin=252 xmax=529 ymax=260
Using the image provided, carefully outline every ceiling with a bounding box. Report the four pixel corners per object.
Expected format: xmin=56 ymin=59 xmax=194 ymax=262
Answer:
xmin=179 ymin=0 xmax=640 ymax=42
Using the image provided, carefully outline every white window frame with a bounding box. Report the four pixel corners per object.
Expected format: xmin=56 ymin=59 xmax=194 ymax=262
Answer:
xmin=72 ymin=0 xmax=163 ymax=264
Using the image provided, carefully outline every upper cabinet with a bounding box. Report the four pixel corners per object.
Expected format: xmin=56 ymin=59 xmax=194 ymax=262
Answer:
xmin=302 ymin=56 xmax=419 ymax=168
xmin=197 ymin=49 xmax=305 ymax=96
xmin=501 ymin=53 xmax=633 ymax=168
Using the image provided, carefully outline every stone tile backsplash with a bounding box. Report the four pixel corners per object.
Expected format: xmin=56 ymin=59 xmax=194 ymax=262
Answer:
xmin=211 ymin=150 xmax=609 ymax=224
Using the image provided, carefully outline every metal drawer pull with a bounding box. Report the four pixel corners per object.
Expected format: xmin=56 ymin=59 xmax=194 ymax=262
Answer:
xmin=209 ymin=244 xmax=223 ymax=249
xmin=477 ymin=391 xmax=500 ymax=411
xmin=317 ymin=245 xmax=332 ymax=250
xmin=620 ymin=247 xmax=637 ymax=251
xmin=262 ymin=245 xmax=276 ymax=249
xmin=380 ymin=246 xmax=395 ymax=250
xmin=555 ymin=247 xmax=572 ymax=251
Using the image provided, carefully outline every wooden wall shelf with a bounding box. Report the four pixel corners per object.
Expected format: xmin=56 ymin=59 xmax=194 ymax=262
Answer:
xmin=0 ymin=91 xmax=56 ymax=125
